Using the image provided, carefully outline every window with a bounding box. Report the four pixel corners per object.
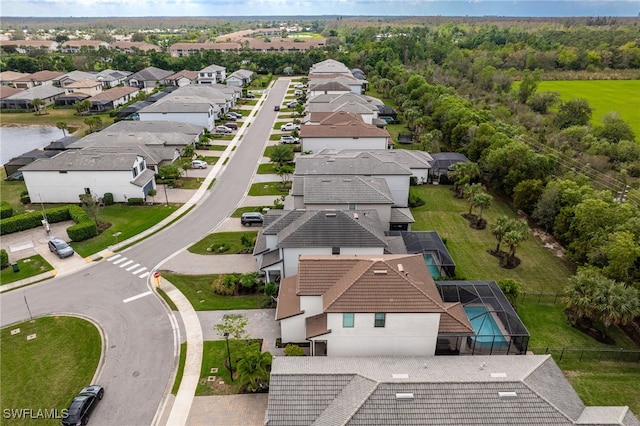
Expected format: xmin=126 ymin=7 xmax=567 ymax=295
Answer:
xmin=343 ymin=313 xmax=354 ymax=328
xmin=332 ymin=247 xmax=340 ymax=255
xmin=132 ymin=167 xmax=138 ymax=178
xmin=348 ymin=203 xmax=356 ymax=210
xmin=374 ymin=313 xmax=386 ymax=328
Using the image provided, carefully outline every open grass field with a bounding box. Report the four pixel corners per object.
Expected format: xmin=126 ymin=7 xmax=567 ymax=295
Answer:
xmin=0 ymin=316 xmax=101 ymax=425
xmin=537 ymin=80 xmax=640 ymax=139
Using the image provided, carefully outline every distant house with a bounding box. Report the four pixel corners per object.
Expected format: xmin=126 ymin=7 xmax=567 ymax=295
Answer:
xmin=226 ymin=69 xmax=254 ymax=87
xmin=126 ymin=66 xmax=173 ymax=89
xmin=13 ymin=70 xmax=64 ymax=90
xmin=0 ymin=71 xmax=30 ymax=86
xmin=61 ymin=40 xmax=109 ymax=53
xmin=0 ymin=84 xmax=65 ymax=110
xmin=306 ymin=93 xmax=381 ymax=124
xmin=165 ymin=70 xmax=198 ymax=87
xmin=53 ymin=71 xmax=98 ymax=88
xmin=307 ymin=80 xmax=351 ymax=97
xmin=197 ymin=64 xmax=226 ymax=84
xmin=55 ymin=78 xmax=103 ymax=107
xmin=267 ymin=355 xmax=639 ymax=425
xmin=109 ymin=41 xmax=161 ymax=53
xmin=137 ymin=94 xmax=218 ymax=129
xmin=0 ymin=39 xmax=57 ymax=53
xmin=88 ymin=86 xmax=140 ymax=112
xmin=275 ymin=254 xmax=474 ymax=356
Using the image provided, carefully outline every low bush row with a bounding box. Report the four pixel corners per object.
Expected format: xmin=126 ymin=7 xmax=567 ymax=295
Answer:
xmin=0 ymin=205 xmax=97 ymax=241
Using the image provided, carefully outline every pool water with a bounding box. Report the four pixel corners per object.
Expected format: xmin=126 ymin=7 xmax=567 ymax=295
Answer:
xmin=423 ymin=253 xmax=441 ymax=278
xmin=464 ymin=305 xmax=508 ymax=348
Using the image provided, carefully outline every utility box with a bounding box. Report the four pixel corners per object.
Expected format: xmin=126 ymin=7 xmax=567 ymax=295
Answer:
xmin=11 ymin=262 xmax=19 ymax=273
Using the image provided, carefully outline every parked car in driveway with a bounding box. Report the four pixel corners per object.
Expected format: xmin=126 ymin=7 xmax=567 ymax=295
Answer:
xmin=280 ymin=123 xmax=300 ymax=132
xmin=191 ymin=160 xmax=207 ymax=169
xmin=287 ymin=100 xmax=298 ymax=108
xmin=245 ymin=92 xmax=255 ymax=99
xmin=61 ymin=385 xmax=104 ymax=426
xmin=294 ymin=83 xmax=306 ymax=89
xmin=241 ymin=212 xmax=264 ymax=226
xmin=224 ymin=122 xmax=238 ymax=130
xmin=227 ymin=112 xmax=243 ymax=119
xmin=215 ymin=125 xmax=233 ymax=134
xmin=48 ymin=237 xmax=74 ymax=258
xmin=280 ymin=135 xmax=300 ymax=144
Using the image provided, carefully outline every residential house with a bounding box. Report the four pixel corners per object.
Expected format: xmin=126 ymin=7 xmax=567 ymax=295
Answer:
xmin=13 ymin=70 xmax=64 ymax=89
xmin=308 ymin=73 xmax=366 ymax=95
xmin=197 ymin=64 xmax=226 ymax=85
xmin=61 ymin=40 xmax=109 ymax=53
xmin=0 ymin=84 xmax=65 ymax=110
xmin=165 ymin=70 xmax=198 ymax=87
xmin=126 ymin=66 xmax=173 ymax=89
xmin=109 ymin=41 xmax=161 ymax=53
xmin=295 ymin=150 xmax=412 ymax=207
xmin=226 ymin=69 xmax=254 ymax=87
xmin=0 ymin=71 xmax=29 ymax=86
xmin=275 ymin=254 xmax=474 ymax=356
xmin=366 ymin=149 xmax=434 ymax=185
xmin=3 ymin=149 xmax=57 ymax=177
xmin=266 ymin=355 xmax=639 ymax=425
xmin=307 ymin=80 xmax=351 ymax=97
xmin=53 ymin=71 xmax=98 ymax=88
xmin=137 ymin=94 xmax=218 ymax=129
xmin=0 ymin=39 xmax=58 ymax=53
xmin=254 ymin=210 xmax=391 ymax=281
xmin=88 ymin=86 xmax=140 ymax=112
xmin=0 ymin=85 xmax=24 ymax=100
xmin=306 ymin=93 xmax=381 ymax=124
xmin=56 ymin=78 xmax=103 ymax=106
xmin=299 ymin=112 xmax=392 ymax=152
xmin=21 ymin=149 xmax=155 ymax=203
xmin=309 ymin=59 xmax=352 ymax=75
xmin=95 ymin=69 xmax=132 ymax=88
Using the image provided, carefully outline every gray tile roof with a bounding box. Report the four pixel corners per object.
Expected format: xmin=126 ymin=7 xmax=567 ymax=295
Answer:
xmin=295 ymin=152 xmax=411 ymax=176
xmin=140 ymin=96 xmax=214 ymax=113
xmin=199 ymin=64 xmax=225 ymax=72
xmin=127 ymin=66 xmax=173 ymax=82
xmin=372 ymin=149 xmax=434 ymax=169
xmin=4 ymin=84 xmax=65 ymax=101
xmin=384 ymin=235 xmax=408 ymax=254
xmin=390 ymin=207 xmax=415 ymax=223
xmin=21 ymin=149 xmax=141 ymax=171
xmin=106 ymin=120 xmax=203 ymax=136
xmin=302 ymin=175 xmax=394 ymax=204
xmin=276 ymin=210 xmax=387 ymax=249
xmin=267 ymin=356 xmax=639 ymax=426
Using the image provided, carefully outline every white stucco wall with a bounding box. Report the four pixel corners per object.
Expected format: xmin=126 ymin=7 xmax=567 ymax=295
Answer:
xmin=380 ymin=175 xmax=410 ymax=207
xmin=302 ymin=136 xmax=388 ymax=153
xmin=282 ymin=246 xmax=384 ymax=277
xmin=23 ymin=170 xmax=146 ymax=203
xmin=138 ymin=111 xmax=214 ymax=130
xmin=280 ymin=316 xmax=307 ymax=343
xmin=319 ymin=312 xmax=440 ymax=356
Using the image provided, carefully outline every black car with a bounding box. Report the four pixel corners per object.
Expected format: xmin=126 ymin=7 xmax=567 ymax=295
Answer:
xmin=62 ymin=385 xmax=104 ymax=426
xmin=241 ymin=212 xmax=264 ymax=226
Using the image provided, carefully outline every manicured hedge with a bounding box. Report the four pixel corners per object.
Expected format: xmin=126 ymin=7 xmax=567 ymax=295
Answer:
xmin=103 ymin=193 xmax=114 ymax=206
xmin=127 ymin=197 xmax=144 ymax=205
xmin=0 ymin=205 xmax=97 ymax=241
xmin=0 ymin=201 xmax=13 ymax=219
xmin=0 ymin=249 xmax=8 ymax=269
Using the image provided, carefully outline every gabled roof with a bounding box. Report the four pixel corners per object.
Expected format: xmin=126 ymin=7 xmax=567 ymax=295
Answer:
xmin=127 ymin=66 xmax=173 ymax=82
xmin=199 ymin=64 xmax=225 ymax=73
xmin=370 ymin=149 xmax=434 ymax=169
xmin=110 ymin=41 xmax=160 ymax=52
xmin=310 ymin=59 xmax=352 ymax=75
xmin=3 ymin=84 xmax=65 ymax=101
xmin=21 ymin=149 xmax=142 ymax=172
xmin=54 ymin=71 xmax=96 ymax=84
xmin=295 ymin=151 xmax=412 ymax=176
xmin=88 ymin=86 xmax=139 ymax=102
xmin=106 ymin=120 xmax=202 ymax=136
xmin=165 ymin=70 xmax=198 ymax=81
xmin=0 ymin=71 xmax=29 ymax=81
xmin=62 ymin=40 xmax=108 ymax=48
xmin=0 ymin=86 xmax=24 ymax=99
xmin=310 ymin=81 xmax=351 ymax=92
xmin=139 ymin=96 xmax=214 ymax=113
xmin=66 ymin=78 xmax=102 ymax=89
xmin=276 ymin=210 xmax=388 ymax=250
xmin=298 ymin=175 xmax=394 ymax=205
xmin=14 ymin=70 xmax=64 ymax=82
xmin=228 ymin=69 xmax=254 ymax=79
xmin=300 ymin=120 xmax=390 ymax=139
xmin=268 ymin=355 xmax=640 ymax=426
xmin=95 ymin=69 xmax=132 ymax=82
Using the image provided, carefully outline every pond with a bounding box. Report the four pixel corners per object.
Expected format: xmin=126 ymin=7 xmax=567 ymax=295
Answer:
xmin=0 ymin=125 xmax=61 ymax=165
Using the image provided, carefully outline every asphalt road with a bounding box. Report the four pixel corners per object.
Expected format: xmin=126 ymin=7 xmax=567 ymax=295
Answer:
xmin=0 ymin=77 xmax=291 ymax=425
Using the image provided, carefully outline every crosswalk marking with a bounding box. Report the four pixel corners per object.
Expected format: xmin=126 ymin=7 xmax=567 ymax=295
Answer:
xmin=126 ymin=263 xmax=140 ymax=271
xmin=119 ymin=260 xmax=134 ymax=268
xmin=139 ymin=272 xmax=150 ymax=279
xmin=106 ymin=254 xmax=122 ymax=262
xmin=112 ymin=257 xmax=127 ymax=265
xmin=132 ymin=266 xmax=147 ymax=275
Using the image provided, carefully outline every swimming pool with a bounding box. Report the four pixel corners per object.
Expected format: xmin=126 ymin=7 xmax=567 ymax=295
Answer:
xmin=423 ymin=253 xmax=441 ymax=278
xmin=464 ymin=305 xmax=508 ymax=348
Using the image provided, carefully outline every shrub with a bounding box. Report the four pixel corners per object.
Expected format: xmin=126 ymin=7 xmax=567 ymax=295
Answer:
xmin=212 ymin=273 xmax=239 ymax=295
xmin=0 ymin=249 xmax=8 ymax=269
xmin=103 ymin=192 xmax=114 ymax=205
xmin=67 ymin=220 xmax=98 ymax=241
xmin=20 ymin=191 xmax=30 ymax=204
xmin=408 ymin=189 xmax=425 ymax=208
xmin=127 ymin=197 xmax=144 ymax=205
xmin=0 ymin=201 xmax=13 ymax=219
xmin=283 ymin=344 xmax=305 ymax=356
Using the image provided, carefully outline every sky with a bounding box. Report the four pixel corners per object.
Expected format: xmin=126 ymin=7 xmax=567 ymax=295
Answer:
xmin=1 ymin=0 xmax=638 ymax=18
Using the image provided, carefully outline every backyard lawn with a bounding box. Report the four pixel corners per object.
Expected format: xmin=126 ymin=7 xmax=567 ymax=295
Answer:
xmin=0 ymin=316 xmax=101 ymax=426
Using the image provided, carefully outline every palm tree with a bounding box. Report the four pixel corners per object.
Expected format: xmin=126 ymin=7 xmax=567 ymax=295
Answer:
xmin=236 ymin=347 xmax=272 ymax=391
xmin=30 ymin=98 xmax=46 ymax=115
xmin=56 ymin=121 xmax=69 ymax=137
xmin=491 ymin=216 xmax=510 ymax=254
xmin=376 ymin=78 xmax=394 ymax=98
xmin=448 ymin=161 xmax=481 ymax=198
xmin=464 ymin=183 xmax=484 ymax=215
xmin=473 ymin=191 xmax=493 ymax=221
xmin=269 ymin=144 xmax=294 ymax=168
xmin=183 ymin=145 xmax=195 ymax=159
xmin=503 ymin=221 xmax=529 ymax=266
xmin=565 ymin=270 xmax=599 ymax=325
xmin=594 ymin=280 xmax=640 ymax=328
xmin=277 ymin=164 xmax=294 ymax=189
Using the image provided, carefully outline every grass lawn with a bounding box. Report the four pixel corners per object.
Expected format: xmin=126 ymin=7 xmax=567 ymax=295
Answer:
xmin=0 ymin=168 xmax=28 ymax=215
xmin=200 ymin=145 xmax=227 ymax=151
xmin=0 ymin=109 xmax=115 ymax=137
xmin=71 ymin=204 xmax=178 ymax=257
xmin=197 ymin=340 xmax=243 ymax=395
xmin=257 ymin=163 xmax=278 ymax=174
xmin=248 ymin=182 xmax=288 ymax=196
xmin=412 ymin=185 xmax=573 ymax=292
xmin=231 ymin=206 xmax=270 ymax=217
xmin=188 ymin=231 xmax=258 ymax=255
xmin=0 ymin=316 xmax=101 ymax=425
xmin=161 ymin=272 xmax=269 ymax=311
xmin=538 ymin=80 xmax=640 ymax=138
xmin=171 ymin=342 xmax=187 ymax=395
xmin=175 ymin=176 xmax=205 ymax=189
xmin=0 ymin=254 xmax=53 ymax=285
xmin=269 ymin=134 xmax=282 ymax=141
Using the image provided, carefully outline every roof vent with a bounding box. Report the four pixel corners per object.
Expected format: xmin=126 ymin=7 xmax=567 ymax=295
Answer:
xmin=373 ymin=270 xmax=387 ymax=275
xmin=396 ymin=393 xmax=414 ymax=401
xmin=353 ymin=213 xmax=359 ymax=220
xmin=491 ymin=373 xmax=507 ymax=378
xmin=325 ymin=212 xmax=336 ymax=217
xmin=392 ymin=373 xmax=409 ymax=379
xmin=397 ymin=264 xmax=404 ymax=273
xmin=321 ymin=178 xmax=331 ymax=182
xmin=498 ymin=392 xmax=518 ymax=400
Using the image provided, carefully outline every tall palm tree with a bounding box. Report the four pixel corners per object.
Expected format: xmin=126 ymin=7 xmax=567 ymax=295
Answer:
xmin=504 ymin=221 xmax=529 ymax=265
xmin=565 ymin=270 xmax=599 ymax=324
xmin=30 ymin=98 xmax=46 ymax=115
xmin=56 ymin=121 xmax=69 ymax=137
xmin=464 ymin=183 xmax=484 ymax=215
xmin=473 ymin=192 xmax=493 ymax=221
xmin=491 ymin=216 xmax=510 ymax=254
xmin=594 ymin=280 xmax=640 ymax=328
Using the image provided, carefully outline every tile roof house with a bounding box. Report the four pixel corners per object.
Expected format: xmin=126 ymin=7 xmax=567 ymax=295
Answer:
xmin=275 ymin=254 xmax=474 ymax=356
xmin=165 ymin=70 xmax=198 ymax=87
xmin=95 ymin=69 xmax=132 ymax=88
xmin=0 ymin=71 xmax=30 ymax=86
xmin=299 ymin=112 xmax=392 ymax=152
xmin=126 ymin=66 xmax=173 ymax=89
xmin=306 ymin=93 xmax=381 ymax=124
xmin=109 ymin=41 xmax=161 ymax=53
xmin=61 ymin=39 xmax=109 ymax=53
xmin=53 ymin=70 xmax=98 ymax=87
xmin=0 ymin=39 xmax=58 ymax=53
xmin=0 ymin=84 xmax=65 ymax=110
xmin=87 ymin=86 xmax=140 ymax=112
xmin=13 ymin=70 xmax=65 ymax=89
xmin=0 ymin=85 xmax=24 ymax=100
xmin=266 ymin=355 xmax=640 ymax=425
xmin=226 ymin=69 xmax=254 ymax=87
xmin=197 ymin=64 xmax=226 ymax=85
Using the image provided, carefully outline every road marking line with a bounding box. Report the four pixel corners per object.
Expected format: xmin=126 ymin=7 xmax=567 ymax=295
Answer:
xmin=119 ymin=260 xmax=134 ymax=268
xmin=132 ymin=267 xmax=147 ymax=275
xmin=123 ymin=291 xmax=152 ymax=303
xmin=139 ymin=272 xmax=150 ymax=279
xmin=126 ymin=263 xmax=140 ymax=271
xmin=106 ymin=254 xmax=122 ymax=262
xmin=112 ymin=257 xmax=128 ymax=265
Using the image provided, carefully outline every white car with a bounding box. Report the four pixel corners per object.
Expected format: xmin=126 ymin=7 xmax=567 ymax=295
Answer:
xmin=281 ymin=123 xmax=300 ymax=132
xmin=280 ymin=135 xmax=300 ymax=144
xmin=294 ymin=83 xmax=306 ymax=89
xmin=287 ymin=100 xmax=298 ymax=108
xmin=192 ymin=160 xmax=207 ymax=169
xmin=215 ymin=125 xmax=233 ymax=134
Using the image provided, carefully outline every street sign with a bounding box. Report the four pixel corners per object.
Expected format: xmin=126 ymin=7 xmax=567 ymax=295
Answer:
xmin=153 ymin=272 xmax=161 ymax=279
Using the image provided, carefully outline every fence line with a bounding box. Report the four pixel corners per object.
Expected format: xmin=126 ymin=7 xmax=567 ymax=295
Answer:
xmin=520 ymin=291 xmax=565 ymax=305
xmin=529 ymin=347 xmax=640 ymax=363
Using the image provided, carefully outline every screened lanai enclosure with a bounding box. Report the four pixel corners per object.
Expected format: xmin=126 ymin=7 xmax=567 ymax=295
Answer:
xmin=435 ymin=281 xmax=530 ymax=355
xmin=386 ymin=231 xmax=456 ymax=278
